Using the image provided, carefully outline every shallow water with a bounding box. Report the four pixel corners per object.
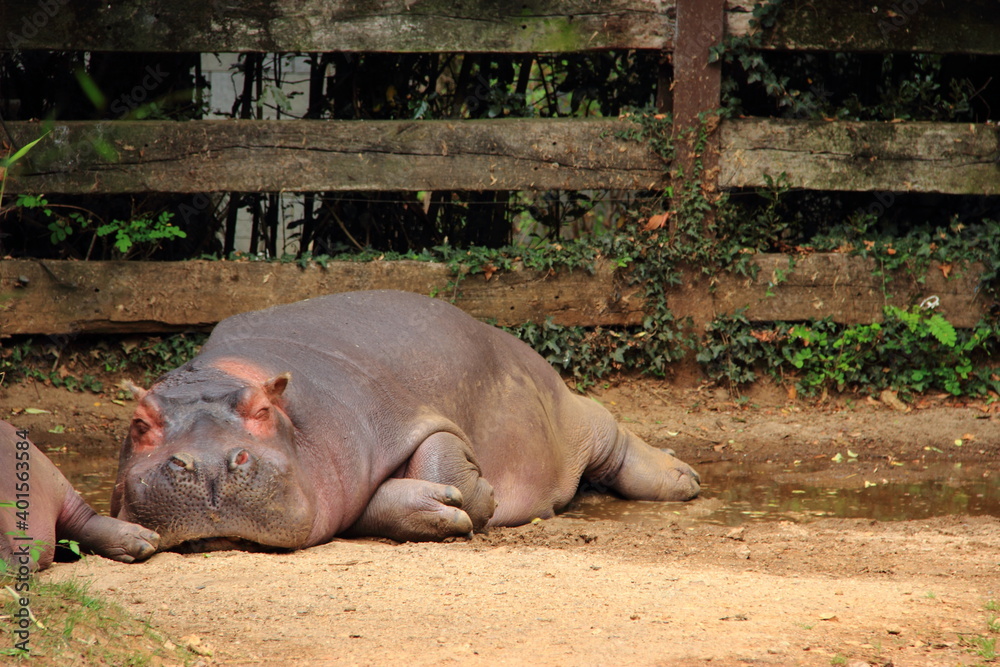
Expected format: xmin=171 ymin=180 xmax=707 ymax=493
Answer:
xmin=49 ymin=446 xmax=118 ymax=516
xmin=565 ymin=460 xmax=1000 ymax=526
xmin=50 ymin=445 xmax=999 ymax=525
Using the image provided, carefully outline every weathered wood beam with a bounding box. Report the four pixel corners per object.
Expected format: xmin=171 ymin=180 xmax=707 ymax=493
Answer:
xmin=1 ymin=255 xmax=987 ymax=336
xmin=6 ymin=118 xmax=997 ymax=196
xmin=3 ymin=118 xmax=667 ymax=194
xmin=0 ymin=259 xmax=644 ymax=336
xmin=5 ymin=1 xmax=999 ymax=56
xmin=0 ymin=0 xmax=674 ymax=53
xmin=720 ymin=118 xmax=1000 ymax=195
xmin=671 ymin=254 xmax=986 ymax=330
xmin=727 ymin=0 xmax=1000 ymax=55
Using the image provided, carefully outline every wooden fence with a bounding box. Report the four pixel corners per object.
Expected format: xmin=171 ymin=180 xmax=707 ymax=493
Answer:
xmin=1 ymin=0 xmax=998 ymax=336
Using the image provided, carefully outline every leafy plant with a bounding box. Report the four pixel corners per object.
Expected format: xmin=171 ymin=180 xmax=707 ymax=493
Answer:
xmin=0 ymin=131 xmax=50 ymax=206
xmin=94 ymin=211 xmax=187 ymax=259
xmin=711 ymin=1 xmax=987 ymax=123
xmin=0 ymin=333 xmax=206 ymax=391
xmin=698 ymin=306 xmax=1000 ymax=398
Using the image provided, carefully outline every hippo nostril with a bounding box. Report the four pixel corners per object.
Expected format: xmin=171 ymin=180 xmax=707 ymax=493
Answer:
xmin=169 ymin=453 xmax=195 ymax=471
xmin=228 ymin=448 xmax=252 ymax=471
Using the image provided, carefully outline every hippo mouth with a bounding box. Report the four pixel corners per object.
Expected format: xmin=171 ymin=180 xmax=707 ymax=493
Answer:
xmin=172 ymin=536 xmax=294 ymax=554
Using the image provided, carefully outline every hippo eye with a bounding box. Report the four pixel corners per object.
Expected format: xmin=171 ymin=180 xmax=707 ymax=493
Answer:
xmin=131 ymin=419 xmax=150 ymax=436
xmin=253 ymin=407 xmax=270 ymax=421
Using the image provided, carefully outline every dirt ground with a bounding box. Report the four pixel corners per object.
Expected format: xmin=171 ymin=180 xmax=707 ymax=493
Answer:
xmin=3 ymin=375 xmax=1000 ymax=666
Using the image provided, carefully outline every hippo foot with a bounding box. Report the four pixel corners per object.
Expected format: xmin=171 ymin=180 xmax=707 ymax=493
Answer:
xmin=345 ymin=478 xmax=476 ymax=542
xmin=587 ymin=426 xmax=701 ymax=502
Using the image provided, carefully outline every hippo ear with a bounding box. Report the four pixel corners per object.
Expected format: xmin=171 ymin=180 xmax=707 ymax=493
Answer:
xmin=263 ymin=372 xmax=291 ymax=402
xmin=122 ymin=380 xmax=147 ymax=401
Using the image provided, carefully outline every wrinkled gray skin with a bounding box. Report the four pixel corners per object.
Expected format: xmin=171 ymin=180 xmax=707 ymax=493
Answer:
xmin=112 ymin=290 xmax=700 ymax=552
xmin=1 ymin=420 xmax=159 ymax=571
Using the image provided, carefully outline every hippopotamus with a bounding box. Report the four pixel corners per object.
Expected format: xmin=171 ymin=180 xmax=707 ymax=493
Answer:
xmin=1 ymin=420 xmax=159 ymax=571
xmin=112 ymin=290 xmax=699 ymax=552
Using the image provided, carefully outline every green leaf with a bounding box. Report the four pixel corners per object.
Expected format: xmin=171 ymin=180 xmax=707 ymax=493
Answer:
xmin=74 ymin=69 xmax=107 ymax=110
xmin=88 ymin=137 xmax=119 ymax=161
xmin=59 ymin=538 xmax=82 ymax=557
xmin=927 ymin=314 xmax=957 ymax=347
xmin=1 ymin=131 xmax=50 ymax=168
xmin=114 ymin=231 xmax=133 ymax=254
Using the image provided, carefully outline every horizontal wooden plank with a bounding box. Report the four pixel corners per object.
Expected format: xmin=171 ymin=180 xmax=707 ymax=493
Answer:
xmin=3 ymin=118 xmax=667 ymax=194
xmin=1 ymin=254 xmax=987 ymax=336
xmin=720 ymin=118 xmax=1000 ymax=195
xmin=0 ymin=259 xmax=644 ymax=335
xmin=5 ymin=0 xmax=998 ymax=55
xmin=7 ymin=118 xmax=997 ymax=196
xmin=727 ymin=0 xmax=1000 ymax=55
xmin=0 ymin=0 xmax=674 ymax=53
xmin=671 ymin=254 xmax=986 ymax=329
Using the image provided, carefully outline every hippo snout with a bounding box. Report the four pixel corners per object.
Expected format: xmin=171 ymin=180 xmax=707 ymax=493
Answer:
xmin=166 ymin=448 xmax=256 ymax=475
xmin=228 ymin=448 xmax=252 ymax=471
xmin=120 ymin=444 xmax=314 ymax=551
xmin=168 ymin=452 xmax=195 ymax=471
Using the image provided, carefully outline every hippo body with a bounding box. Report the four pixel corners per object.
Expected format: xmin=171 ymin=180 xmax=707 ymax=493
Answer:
xmin=113 ymin=290 xmax=699 ymax=551
xmin=1 ymin=420 xmax=158 ymax=571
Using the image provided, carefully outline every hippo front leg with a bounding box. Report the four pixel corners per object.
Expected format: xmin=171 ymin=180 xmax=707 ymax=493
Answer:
xmin=59 ymin=493 xmax=160 ymax=563
xmin=345 ymin=478 xmax=475 ymax=541
xmin=73 ymin=514 xmax=160 ymax=563
xmin=346 ymin=432 xmax=496 ymax=541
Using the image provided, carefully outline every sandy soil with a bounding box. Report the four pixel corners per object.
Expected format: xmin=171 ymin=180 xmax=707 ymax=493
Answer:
xmin=3 ymin=376 xmax=1000 ymax=666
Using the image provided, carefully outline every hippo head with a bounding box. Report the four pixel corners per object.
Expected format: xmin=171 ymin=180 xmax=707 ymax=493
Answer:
xmin=112 ymin=370 xmax=316 ymax=552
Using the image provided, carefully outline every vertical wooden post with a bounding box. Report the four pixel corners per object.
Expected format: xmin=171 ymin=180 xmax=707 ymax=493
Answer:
xmin=668 ymin=0 xmax=726 ymax=333
xmin=670 ymin=0 xmax=724 ymax=211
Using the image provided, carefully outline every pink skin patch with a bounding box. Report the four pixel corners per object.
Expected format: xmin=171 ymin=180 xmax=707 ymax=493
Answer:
xmin=210 ymin=358 xmax=272 ymax=385
xmin=210 ymin=358 xmax=292 ymax=437
xmin=129 ymin=399 xmax=165 ymax=452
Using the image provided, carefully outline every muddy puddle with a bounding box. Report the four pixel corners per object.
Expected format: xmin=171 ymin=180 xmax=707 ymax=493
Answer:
xmin=47 ymin=444 xmax=999 ymax=526
xmin=567 ymin=459 xmax=1000 ymax=526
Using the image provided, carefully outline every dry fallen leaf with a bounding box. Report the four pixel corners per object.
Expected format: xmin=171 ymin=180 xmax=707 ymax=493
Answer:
xmin=939 ymin=263 xmax=953 ymax=278
xmin=642 ymin=212 xmax=669 ymax=232
xmin=483 ymin=263 xmax=498 ymax=281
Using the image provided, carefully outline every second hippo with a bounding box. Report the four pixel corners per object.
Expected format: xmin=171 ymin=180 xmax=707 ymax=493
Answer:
xmin=1 ymin=420 xmax=158 ymax=571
